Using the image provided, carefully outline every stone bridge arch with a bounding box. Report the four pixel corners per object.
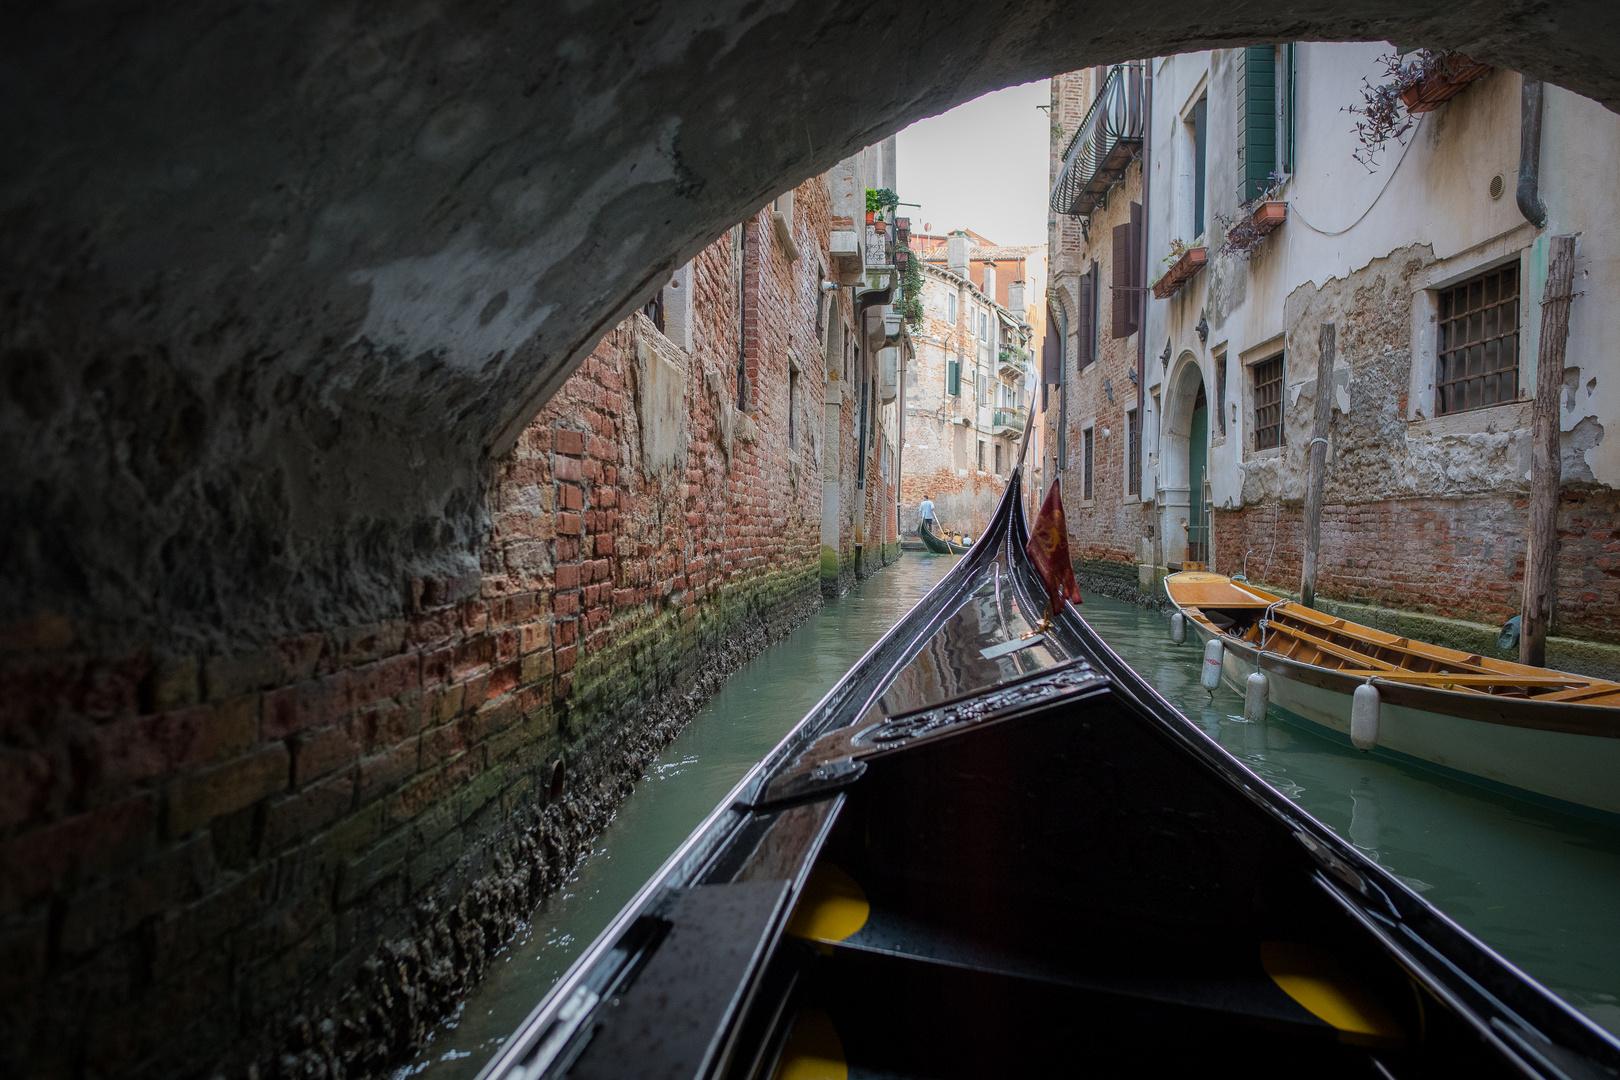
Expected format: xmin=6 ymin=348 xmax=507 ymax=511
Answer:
xmin=3 ymin=0 xmax=1619 ymax=650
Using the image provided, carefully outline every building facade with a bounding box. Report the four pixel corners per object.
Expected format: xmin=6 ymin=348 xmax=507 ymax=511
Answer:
xmin=1048 ymin=48 xmax=1620 ymax=658
xmin=901 ymin=233 xmax=1039 ymax=538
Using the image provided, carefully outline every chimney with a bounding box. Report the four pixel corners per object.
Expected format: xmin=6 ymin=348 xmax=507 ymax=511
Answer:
xmin=947 ymin=233 xmax=969 ymax=274
xmin=982 ymin=263 xmax=996 ymax=301
xmin=1008 ymin=279 xmax=1026 ymax=314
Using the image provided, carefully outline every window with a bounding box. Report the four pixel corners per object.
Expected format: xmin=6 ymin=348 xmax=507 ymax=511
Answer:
xmin=1215 ymin=350 xmax=1228 ymax=436
xmin=947 ymin=292 xmax=957 ymax=324
xmin=1238 ymin=47 xmax=1277 ymax=201
xmin=946 ymin=357 xmax=962 ymax=397
xmin=1437 ymin=264 xmax=1520 ymax=415
xmin=1082 ymin=427 xmax=1095 ymax=500
xmin=1077 ymin=263 xmax=1097 ymax=371
xmin=1110 ymin=204 xmax=1142 ymax=339
xmin=1126 ymin=408 xmax=1140 ymax=496
xmin=978 ymin=372 xmax=988 ymax=406
xmin=642 ymin=288 xmax=665 ymax=332
xmin=994 ymin=442 xmax=1003 ymax=475
xmin=1192 ymin=96 xmax=1208 ymax=237
xmin=979 ymin=311 xmax=988 ymax=340
xmin=977 ymin=439 xmax=986 ymax=470
xmin=1277 ymin=44 xmax=1296 ymax=175
xmin=788 ymin=366 xmax=800 ymax=449
xmin=1253 ymin=354 xmax=1284 ymax=451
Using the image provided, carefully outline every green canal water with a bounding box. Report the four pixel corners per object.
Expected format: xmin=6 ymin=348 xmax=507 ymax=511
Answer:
xmin=404 ymin=555 xmax=1620 ymax=1078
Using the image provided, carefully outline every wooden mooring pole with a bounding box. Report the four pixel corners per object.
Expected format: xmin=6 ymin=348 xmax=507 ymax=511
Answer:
xmin=1521 ymin=234 xmax=1578 ymax=667
xmin=1299 ymin=322 xmax=1335 ymax=609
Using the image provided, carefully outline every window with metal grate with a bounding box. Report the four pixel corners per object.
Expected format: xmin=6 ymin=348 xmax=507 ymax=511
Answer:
xmin=1083 ymin=427 xmax=1095 ymax=500
xmin=1436 ymin=264 xmax=1520 ymax=415
xmin=1253 ymin=354 xmax=1284 ymax=451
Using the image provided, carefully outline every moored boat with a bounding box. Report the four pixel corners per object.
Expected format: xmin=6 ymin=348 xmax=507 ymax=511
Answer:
xmin=475 ymin=478 xmax=1620 ymax=1080
xmin=916 ymin=518 xmax=971 ymax=554
xmin=1165 ymin=570 xmax=1620 ymax=819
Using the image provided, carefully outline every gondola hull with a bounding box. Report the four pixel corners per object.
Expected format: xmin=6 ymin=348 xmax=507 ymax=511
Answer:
xmin=916 ymin=519 xmax=969 ymax=554
xmin=477 ymin=476 xmax=1620 ymax=1080
xmin=1165 ymin=571 xmax=1620 ymax=819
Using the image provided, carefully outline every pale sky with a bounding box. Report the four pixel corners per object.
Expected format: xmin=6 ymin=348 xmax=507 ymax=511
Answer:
xmin=895 ymin=80 xmax=1051 ymax=247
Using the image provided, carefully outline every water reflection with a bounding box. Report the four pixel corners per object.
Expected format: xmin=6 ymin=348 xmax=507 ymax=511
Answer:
xmin=1079 ymin=590 xmax=1620 ymax=1038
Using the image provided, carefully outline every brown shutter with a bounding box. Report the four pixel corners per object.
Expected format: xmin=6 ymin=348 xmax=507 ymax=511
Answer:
xmin=1129 ymin=201 xmax=1143 ymax=338
xmin=1042 ymin=303 xmax=1062 ymax=386
xmin=1111 ymin=222 xmax=1131 ymax=338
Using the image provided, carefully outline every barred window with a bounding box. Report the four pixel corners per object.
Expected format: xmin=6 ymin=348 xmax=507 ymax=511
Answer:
xmin=1126 ymin=408 xmax=1140 ymax=495
xmin=1437 ymin=265 xmax=1520 ymax=415
xmin=1253 ymin=354 xmax=1284 ymax=451
xmin=1082 ymin=427 xmax=1095 ymax=500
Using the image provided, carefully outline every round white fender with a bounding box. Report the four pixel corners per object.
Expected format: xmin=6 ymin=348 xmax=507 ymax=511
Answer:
xmin=1351 ymin=682 xmax=1381 ymax=750
xmin=1244 ymin=670 xmax=1269 ymax=723
xmin=1200 ymin=638 xmax=1224 ymax=691
xmin=1170 ymin=612 xmax=1186 ymax=645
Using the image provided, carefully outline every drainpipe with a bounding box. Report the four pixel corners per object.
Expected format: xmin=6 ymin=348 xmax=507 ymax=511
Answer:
xmin=1517 ymin=77 xmax=1548 ymax=229
xmin=1137 ymin=59 xmax=1153 ymax=569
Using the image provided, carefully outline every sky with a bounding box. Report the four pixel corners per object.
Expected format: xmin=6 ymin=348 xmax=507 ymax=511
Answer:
xmin=895 ymin=79 xmax=1051 ymax=247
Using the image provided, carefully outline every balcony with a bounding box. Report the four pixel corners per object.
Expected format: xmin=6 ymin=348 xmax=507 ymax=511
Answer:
xmin=1050 ymin=62 xmax=1146 ymax=218
xmin=998 ymin=345 xmax=1032 ymax=381
xmin=992 ymin=407 xmax=1027 ymax=435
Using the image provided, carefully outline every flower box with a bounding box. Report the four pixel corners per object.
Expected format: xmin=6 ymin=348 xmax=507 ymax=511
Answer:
xmin=1152 ymin=246 xmax=1207 ymax=299
xmin=1401 ymin=60 xmax=1491 ymax=113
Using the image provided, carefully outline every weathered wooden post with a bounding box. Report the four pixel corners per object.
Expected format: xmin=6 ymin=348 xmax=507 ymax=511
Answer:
xmin=1299 ymin=322 xmax=1335 ymax=609
xmin=1521 ymin=235 xmax=1578 ymax=666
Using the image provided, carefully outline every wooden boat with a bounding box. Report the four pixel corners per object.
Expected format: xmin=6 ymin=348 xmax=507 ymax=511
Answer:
xmin=916 ymin=518 xmax=970 ymax=554
xmin=1165 ymin=570 xmax=1620 ymax=819
xmin=476 ymin=476 xmax=1620 ymax=1080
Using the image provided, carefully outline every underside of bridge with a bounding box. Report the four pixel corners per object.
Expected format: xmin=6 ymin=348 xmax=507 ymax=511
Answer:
xmin=3 ymin=1 xmax=1618 ymax=1077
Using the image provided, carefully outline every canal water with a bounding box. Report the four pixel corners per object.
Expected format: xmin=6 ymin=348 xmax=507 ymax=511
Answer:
xmin=404 ymin=555 xmax=1620 ymax=1078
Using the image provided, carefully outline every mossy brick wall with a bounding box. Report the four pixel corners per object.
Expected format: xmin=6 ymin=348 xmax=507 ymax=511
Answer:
xmin=1212 ymin=485 xmax=1620 ymax=643
xmin=0 ymin=178 xmax=835 ymax=1080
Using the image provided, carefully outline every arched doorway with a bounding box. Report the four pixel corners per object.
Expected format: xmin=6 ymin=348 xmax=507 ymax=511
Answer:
xmin=1160 ymin=354 xmax=1210 ymax=568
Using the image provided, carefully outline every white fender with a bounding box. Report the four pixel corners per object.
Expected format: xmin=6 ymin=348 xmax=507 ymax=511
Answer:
xmin=1200 ymin=638 xmax=1224 ymax=691
xmin=1244 ymin=670 xmax=1269 ymax=723
xmin=1170 ymin=612 xmax=1186 ymax=645
xmin=1351 ymin=683 xmax=1382 ymax=751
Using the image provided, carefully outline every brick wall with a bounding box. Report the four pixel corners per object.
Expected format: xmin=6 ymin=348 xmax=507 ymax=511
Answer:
xmin=1214 ymin=485 xmax=1620 ymax=641
xmin=0 ymin=175 xmax=841 ymax=1080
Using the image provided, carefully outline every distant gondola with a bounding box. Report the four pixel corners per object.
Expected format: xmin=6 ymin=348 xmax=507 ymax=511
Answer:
xmin=917 ymin=518 xmax=970 ymax=554
xmin=477 ymin=472 xmax=1620 ymax=1080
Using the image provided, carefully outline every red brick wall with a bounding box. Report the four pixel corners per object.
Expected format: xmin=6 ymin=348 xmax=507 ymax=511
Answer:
xmin=1214 ymin=485 xmax=1620 ymax=641
xmin=0 ymin=177 xmax=838 ymax=1080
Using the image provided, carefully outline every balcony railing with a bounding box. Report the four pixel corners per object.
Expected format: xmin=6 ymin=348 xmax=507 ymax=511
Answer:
xmin=992 ymin=408 xmax=1027 ymax=434
xmin=1049 ymin=62 xmax=1146 ymax=217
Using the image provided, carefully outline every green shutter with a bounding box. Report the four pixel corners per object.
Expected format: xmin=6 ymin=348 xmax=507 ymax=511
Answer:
xmin=947 ymin=358 xmax=961 ymax=397
xmin=1238 ymin=46 xmax=1277 ymax=201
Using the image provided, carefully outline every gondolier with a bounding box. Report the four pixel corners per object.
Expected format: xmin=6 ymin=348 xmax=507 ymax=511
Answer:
xmin=919 ymin=495 xmax=935 ymax=525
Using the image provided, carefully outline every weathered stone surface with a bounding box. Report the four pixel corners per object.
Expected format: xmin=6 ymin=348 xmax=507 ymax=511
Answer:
xmin=3 ymin=2 xmax=1616 ymax=657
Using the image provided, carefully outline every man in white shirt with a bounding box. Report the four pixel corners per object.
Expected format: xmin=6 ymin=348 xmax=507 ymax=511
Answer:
xmin=919 ymin=496 xmax=936 ymax=527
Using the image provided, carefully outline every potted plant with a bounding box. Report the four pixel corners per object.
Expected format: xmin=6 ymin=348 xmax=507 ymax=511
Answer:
xmin=1214 ymin=175 xmax=1287 ymax=259
xmin=1347 ymin=50 xmax=1491 ymax=168
xmin=1152 ymin=239 xmax=1207 ymax=299
xmin=1401 ymin=52 xmax=1491 ymax=113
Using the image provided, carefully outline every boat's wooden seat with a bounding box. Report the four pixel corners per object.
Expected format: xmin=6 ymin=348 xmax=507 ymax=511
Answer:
xmin=1166 ymin=572 xmax=1272 ymax=610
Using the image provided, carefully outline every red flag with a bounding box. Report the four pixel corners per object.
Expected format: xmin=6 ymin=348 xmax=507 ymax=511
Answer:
xmin=1026 ymin=480 xmax=1082 ymax=609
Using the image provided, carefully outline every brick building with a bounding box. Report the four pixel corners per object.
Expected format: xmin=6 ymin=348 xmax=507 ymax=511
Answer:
xmin=1046 ymin=50 xmax=1620 ymax=667
xmin=900 ymin=233 xmax=1038 ymax=539
xmin=0 ymin=142 xmax=906 ymax=1079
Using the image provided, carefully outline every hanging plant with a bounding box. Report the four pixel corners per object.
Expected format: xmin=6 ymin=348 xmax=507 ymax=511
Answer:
xmin=896 ymin=242 xmax=925 ymax=330
xmin=1345 ymin=50 xmax=1489 ymax=170
xmin=1213 ymin=174 xmax=1288 ymax=259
